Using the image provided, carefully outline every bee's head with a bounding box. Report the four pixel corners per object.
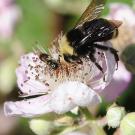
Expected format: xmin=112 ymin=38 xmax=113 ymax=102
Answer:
xmin=47 ymin=60 xmax=59 ymax=70
xmin=39 ymin=53 xmax=59 ymax=70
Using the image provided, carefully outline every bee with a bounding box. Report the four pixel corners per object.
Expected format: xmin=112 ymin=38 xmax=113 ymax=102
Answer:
xmin=39 ymin=53 xmax=59 ymax=70
xmin=40 ymin=0 xmax=122 ymax=72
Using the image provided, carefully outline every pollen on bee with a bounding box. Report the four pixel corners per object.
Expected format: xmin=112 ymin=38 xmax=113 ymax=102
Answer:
xmin=43 ymin=57 xmax=94 ymax=90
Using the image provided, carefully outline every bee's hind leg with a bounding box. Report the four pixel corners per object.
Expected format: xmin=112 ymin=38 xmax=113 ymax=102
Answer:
xmin=89 ymin=52 xmax=106 ymax=81
xmin=88 ymin=50 xmax=104 ymax=71
xmin=93 ymin=43 xmax=119 ymax=70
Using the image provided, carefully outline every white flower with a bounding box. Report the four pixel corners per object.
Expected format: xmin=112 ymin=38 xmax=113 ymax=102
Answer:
xmin=106 ymin=104 xmax=126 ymax=128
xmin=4 ymin=41 xmax=116 ymax=117
xmin=50 ymin=81 xmax=101 ymax=113
xmin=101 ymin=61 xmax=131 ymax=101
xmin=101 ymin=3 xmax=133 ymax=101
xmin=0 ymin=0 xmax=22 ymax=39
xmin=29 ymin=119 xmax=54 ymax=135
xmin=120 ymin=112 xmax=135 ymax=135
xmin=108 ymin=3 xmax=135 ymax=27
xmin=107 ymin=3 xmax=135 ymax=52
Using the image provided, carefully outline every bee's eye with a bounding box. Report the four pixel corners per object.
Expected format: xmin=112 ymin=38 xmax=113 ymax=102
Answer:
xmin=51 ymin=63 xmax=58 ymax=69
xmin=47 ymin=60 xmax=59 ymax=70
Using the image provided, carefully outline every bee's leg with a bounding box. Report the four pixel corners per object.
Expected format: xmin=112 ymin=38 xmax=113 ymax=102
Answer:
xmin=93 ymin=43 xmax=119 ymax=69
xmin=88 ymin=47 xmax=106 ymax=81
xmin=109 ymin=48 xmax=119 ymax=70
xmin=63 ymin=54 xmax=83 ymax=64
xmin=88 ymin=50 xmax=104 ymax=73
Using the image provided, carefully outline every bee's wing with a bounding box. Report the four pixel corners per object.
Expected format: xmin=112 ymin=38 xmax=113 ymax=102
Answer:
xmin=108 ymin=20 xmax=122 ymax=28
xmin=75 ymin=0 xmax=106 ymax=28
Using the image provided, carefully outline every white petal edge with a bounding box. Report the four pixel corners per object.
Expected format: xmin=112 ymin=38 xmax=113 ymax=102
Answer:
xmin=4 ymin=95 xmax=52 ymax=117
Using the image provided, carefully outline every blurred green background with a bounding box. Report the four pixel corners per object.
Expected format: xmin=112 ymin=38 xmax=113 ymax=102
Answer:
xmin=0 ymin=0 xmax=135 ymax=135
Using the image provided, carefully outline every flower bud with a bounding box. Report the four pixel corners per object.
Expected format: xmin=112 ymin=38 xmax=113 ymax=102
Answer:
xmin=29 ymin=119 xmax=54 ymax=135
xmin=120 ymin=112 xmax=135 ymax=135
xmin=62 ymin=123 xmax=106 ymax=135
xmin=106 ymin=104 xmax=126 ymax=128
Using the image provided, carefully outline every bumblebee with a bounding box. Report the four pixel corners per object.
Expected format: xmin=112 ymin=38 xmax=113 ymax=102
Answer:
xmin=39 ymin=53 xmax=59 ymax=70
xmin=40 ymin=0 xmax=122 ymax=72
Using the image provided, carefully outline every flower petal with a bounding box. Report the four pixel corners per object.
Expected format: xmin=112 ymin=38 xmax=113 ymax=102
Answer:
xmin=0 ymin=1 xmax=22 ymax=39
xmin=4 ymin=95 xmax=52 ymax=117
xmin=16 ymin=53 xmax=50 ymax=96
xmin=104 ymin=42 xmax=116 ymax=84
xmin=108 ymin=3 xmax=135 ymax=27
xmin=50 ymin=82 xmax=76 ymax=114
xmin=16 ymin=67 xmax=49 ymax=96
xmin=66 ymin=81 xmax=101 ymax=106
xmin=50 ymin=81 xmax=101 ymax=114
xmin=89 ymin=41 xmax=116 ymax=92
xmin=101 ymin=61 xmax=131 ymax=101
